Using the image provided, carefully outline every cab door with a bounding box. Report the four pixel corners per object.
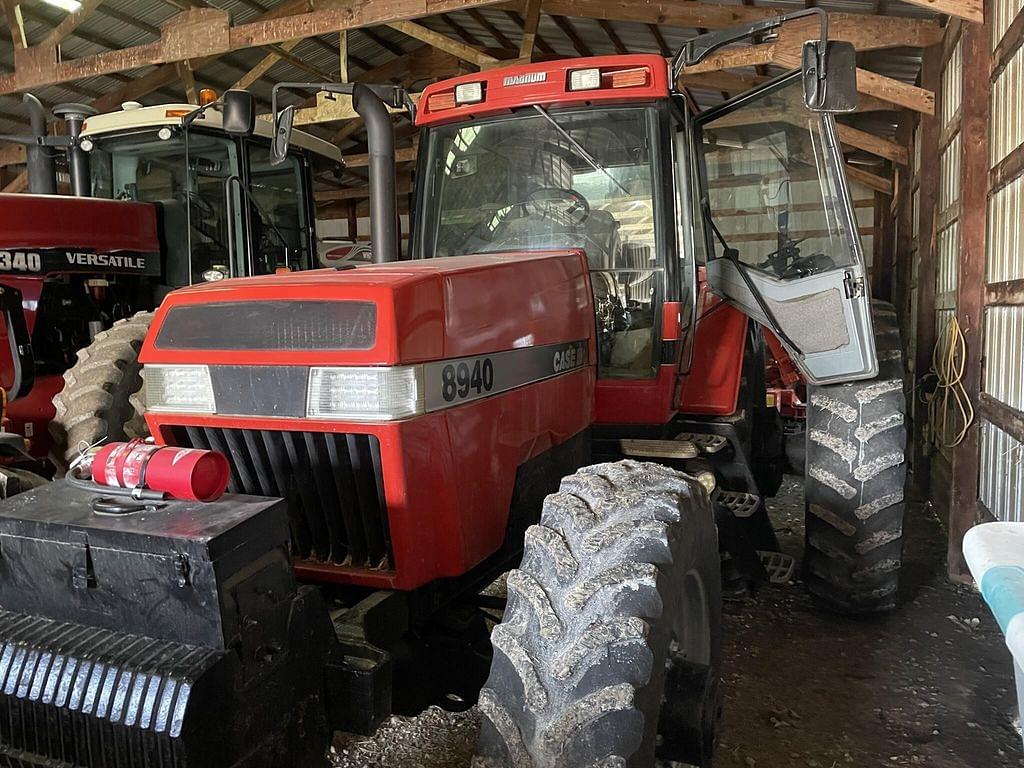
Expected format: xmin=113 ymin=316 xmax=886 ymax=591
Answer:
xmin=694 ymin=71 xmax=875 ymax=385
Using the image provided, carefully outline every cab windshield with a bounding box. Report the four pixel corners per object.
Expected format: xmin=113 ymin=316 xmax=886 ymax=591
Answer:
xmin=87 ymin=129 xmax=311 ymax=282
xmin=416 ymin=106 xmax=664 ymax=377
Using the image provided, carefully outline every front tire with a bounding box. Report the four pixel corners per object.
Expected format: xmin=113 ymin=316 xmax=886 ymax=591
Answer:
xmin=474 ymin=460 xmax=722 ymax=767
xmin=803 ymin=300 xmax=907 ymax=614
xmin=50 ymin=312 xmax=153 ymax=465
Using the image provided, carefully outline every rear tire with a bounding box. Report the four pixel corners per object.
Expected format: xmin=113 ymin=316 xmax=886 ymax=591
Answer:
xmin=50 ymin=312 xmax=152 ymax=465
xmin=474 ymin=460 xmax=722 ymax=767
xmin=803 ymin=300 xmax=907 ymax=614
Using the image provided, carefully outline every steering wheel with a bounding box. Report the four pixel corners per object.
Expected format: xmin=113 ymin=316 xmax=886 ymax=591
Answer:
xmin=522 ymin=186 xmax=590 ymax=225
xmin=779 ymin=252 xmax=836 ymax=280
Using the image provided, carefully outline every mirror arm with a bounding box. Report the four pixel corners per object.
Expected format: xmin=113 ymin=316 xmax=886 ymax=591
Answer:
xmin=673 ymin=7 xmax=827 ymax=79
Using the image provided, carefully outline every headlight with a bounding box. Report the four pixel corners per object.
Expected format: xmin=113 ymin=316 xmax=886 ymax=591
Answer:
xmin=143 ymin=364 xmax=215 ymax=413
xmin=307 ymin=366 xmax=423 ymax=421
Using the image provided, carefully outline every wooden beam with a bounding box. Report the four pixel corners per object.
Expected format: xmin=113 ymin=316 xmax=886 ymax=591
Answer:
xmin=949 ymin=14 xmax=991 ymax=582
xmin=177 ymin=61 xmax=198 ymax=104
xmin=836 ymin=123 xmax=909 ymax=166
xmin=2 ymin=171 xmax=27 ymax=193
xmin=979 ymin=394 xmax=1024 ymax=448
xmin=43 ymin=0 xmax=105 ymax=48
xmin=1 ymin=0 xmax=25 ymax=49
xmin=518 ymin=0 xmax=543 ymax=62
xmin=677 ymin=69 xmax=769 ymax=94
xmin=342 ymin=144 xmax=418 ymax=168
xmin=515 ymin=0 xmax=943 ymax=46
xmin=0 ymin=0 xmax=505 ymax=95
xmin=338 ymin=30 xmax=348 ymax=81
xmin=682 ymin=43 xmax=775 ymax=74
xmin=0 ymin=143 xmax=25 ymax=168
xmin=232 ymin=39 xmax=300 ymax=90
xmin=845 ymin=163 xmax=894 ymax=195
xmin=387 ymin=19 xmax=498 ymax=68
xmin=986 ymin=278 xmax=1024 ymax=306
xmin=993 ymin=5 xmax=1024 ymax=77
xmin=898 ymin=0 xmax=982 ymax=23
xmin=856 ymin=68 xmax=935 ymax=115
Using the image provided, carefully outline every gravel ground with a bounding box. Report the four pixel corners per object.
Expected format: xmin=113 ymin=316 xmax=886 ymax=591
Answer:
xmin=330 ymin=477 xmax=1023 ymax=767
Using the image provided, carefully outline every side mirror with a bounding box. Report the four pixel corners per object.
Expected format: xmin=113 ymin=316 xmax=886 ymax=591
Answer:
xmin=270 ymin=105 xmax=296 ymax=166
xmin=222 ymin=89 xmax=255 ymax=136
xmin=802 ymin=40 xmax=858 ymax=113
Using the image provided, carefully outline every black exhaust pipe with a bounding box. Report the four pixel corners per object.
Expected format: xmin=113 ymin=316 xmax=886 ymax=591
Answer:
xmin=351 ymin=84 xmax=399 ymax=265
xmin=22 ymin=94 xmax=56 ymax=195
xmin=53 ymin=102 xmax=97 ymax=197
xmin=271 ymin=81 xmax=408 ymax=264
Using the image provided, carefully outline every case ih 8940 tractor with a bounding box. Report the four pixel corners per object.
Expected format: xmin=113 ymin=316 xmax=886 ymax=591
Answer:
xmin=0 ymin=11 xmax=907 ymax=768
xmin=0 ymin=93 xmax=340 ymax=466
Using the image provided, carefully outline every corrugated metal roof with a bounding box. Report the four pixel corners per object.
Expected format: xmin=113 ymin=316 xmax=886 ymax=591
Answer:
xmin=0 ymin=0 xmax=941 ymax=164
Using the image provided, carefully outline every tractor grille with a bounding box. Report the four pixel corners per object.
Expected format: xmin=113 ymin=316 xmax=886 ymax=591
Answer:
xmin=172 ymin=427 xmax=391 ymax=569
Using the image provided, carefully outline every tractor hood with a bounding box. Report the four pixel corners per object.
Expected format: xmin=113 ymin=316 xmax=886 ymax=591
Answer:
xmin=141 ymin=251 xmax=595 ymax=370
xmin=0 ymin=193 xmax=161 ymax=277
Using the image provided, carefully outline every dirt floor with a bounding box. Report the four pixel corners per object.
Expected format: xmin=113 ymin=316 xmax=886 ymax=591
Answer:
xmin=331 ymin=478 xmax=1023 ymax=767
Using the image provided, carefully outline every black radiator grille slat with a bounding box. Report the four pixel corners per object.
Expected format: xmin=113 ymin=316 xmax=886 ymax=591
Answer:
xmin=285 ymin=432 xmax=331 ymax=561
xmin=171 ymin=428 xmax=391 ymax=570
xmin=324 ymin=436 xmax=367 ymax=566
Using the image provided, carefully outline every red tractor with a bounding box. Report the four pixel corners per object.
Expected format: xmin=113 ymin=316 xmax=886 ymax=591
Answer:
xmin=0 ymin=92 xmax=341 ymax=467
xmin=0 ymin=12 xmax=906 ymax=768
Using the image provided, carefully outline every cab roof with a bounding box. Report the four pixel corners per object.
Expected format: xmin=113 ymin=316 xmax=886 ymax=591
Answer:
xmin=416 ymin=54 xmax=671 ymax=127
xmin=81 ymin=103 xmax=342 ymax=163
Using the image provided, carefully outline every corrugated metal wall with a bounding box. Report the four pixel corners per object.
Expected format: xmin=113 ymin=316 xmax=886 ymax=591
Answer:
xmin=981 ymin=3 xmax=1024 ymax=522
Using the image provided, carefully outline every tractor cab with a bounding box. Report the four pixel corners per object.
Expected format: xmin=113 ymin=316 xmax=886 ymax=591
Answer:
xmin=79 ymin=96 xmax=342 ymax=284
xmin=412 ymin=41 xmax=875 ymax=418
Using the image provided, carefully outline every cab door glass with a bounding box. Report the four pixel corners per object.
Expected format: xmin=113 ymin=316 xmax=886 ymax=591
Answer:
xmin=701 ymin=86 xmax=855 ymax=278
xmin=695 ymin=74 xmax=876 ymax=384
xmin=246 ymin=143 xmax=312 ymax=274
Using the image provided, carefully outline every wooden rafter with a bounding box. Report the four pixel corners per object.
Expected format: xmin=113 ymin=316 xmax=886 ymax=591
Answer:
xmin=596 ymin=19 xmax=627 ymax=55
xmin=177 ymin=61 xmax=198 ymax=103
xmin=467 ymin=8 xmax=514 ymax=49
xmin=441 ymin=13 xmax=484 ymax=47
xmin=551 ymin=15 xmax=592 ymax=57
xmin=512 ymin=0 xmax=943 ymax=47
xmin=0 ymin=0 xmax=506 ymax=95
xmin=898 ymin=0 xmax=982 ymax=23
xmin=43 ymin=0 xmax=105 ymax=48
xmin=845 ymin=163 xmax=893 ymax=195
xmin=232 ymin=39 xmax=300 ymax=90
xmin=1 ymin=0 xmax=24 ymax=49
xmin=506 ymin=9 xmax=554 ymax=55
xmin=518 ymin=0 xmax=544 ymax=62
xmin=387 ymin=19 xmax=498 ymax=68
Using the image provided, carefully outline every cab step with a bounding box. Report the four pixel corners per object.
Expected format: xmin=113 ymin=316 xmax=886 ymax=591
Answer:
xmin=758 ymin=550 xmax=797 ymax=584
xmin=713 ymin=489 xmax=761 ymax=518
xmin=675 ymin=432 xmax=728 ymax=454
xmin=619 ymin=439 xmax=698 ymax=460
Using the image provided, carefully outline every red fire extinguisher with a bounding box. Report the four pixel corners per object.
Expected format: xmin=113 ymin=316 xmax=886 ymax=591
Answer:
xmin=85 ymin=439 xmax=231 ymax=502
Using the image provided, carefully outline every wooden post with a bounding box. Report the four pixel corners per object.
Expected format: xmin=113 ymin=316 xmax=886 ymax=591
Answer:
xmin=949 ymin=10 xmax=991 ymax=582
xmin=893 ymin=113 xmax=916 ymax=332
xmin=871 ymin=168 xmax=896 ymax=302
xmin=912 ymin=44 xmax=943 ymax=495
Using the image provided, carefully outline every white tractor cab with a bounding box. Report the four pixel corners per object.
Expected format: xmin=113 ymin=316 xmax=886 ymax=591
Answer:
xmin=77 ymin=92 xmax=343 ymax=284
